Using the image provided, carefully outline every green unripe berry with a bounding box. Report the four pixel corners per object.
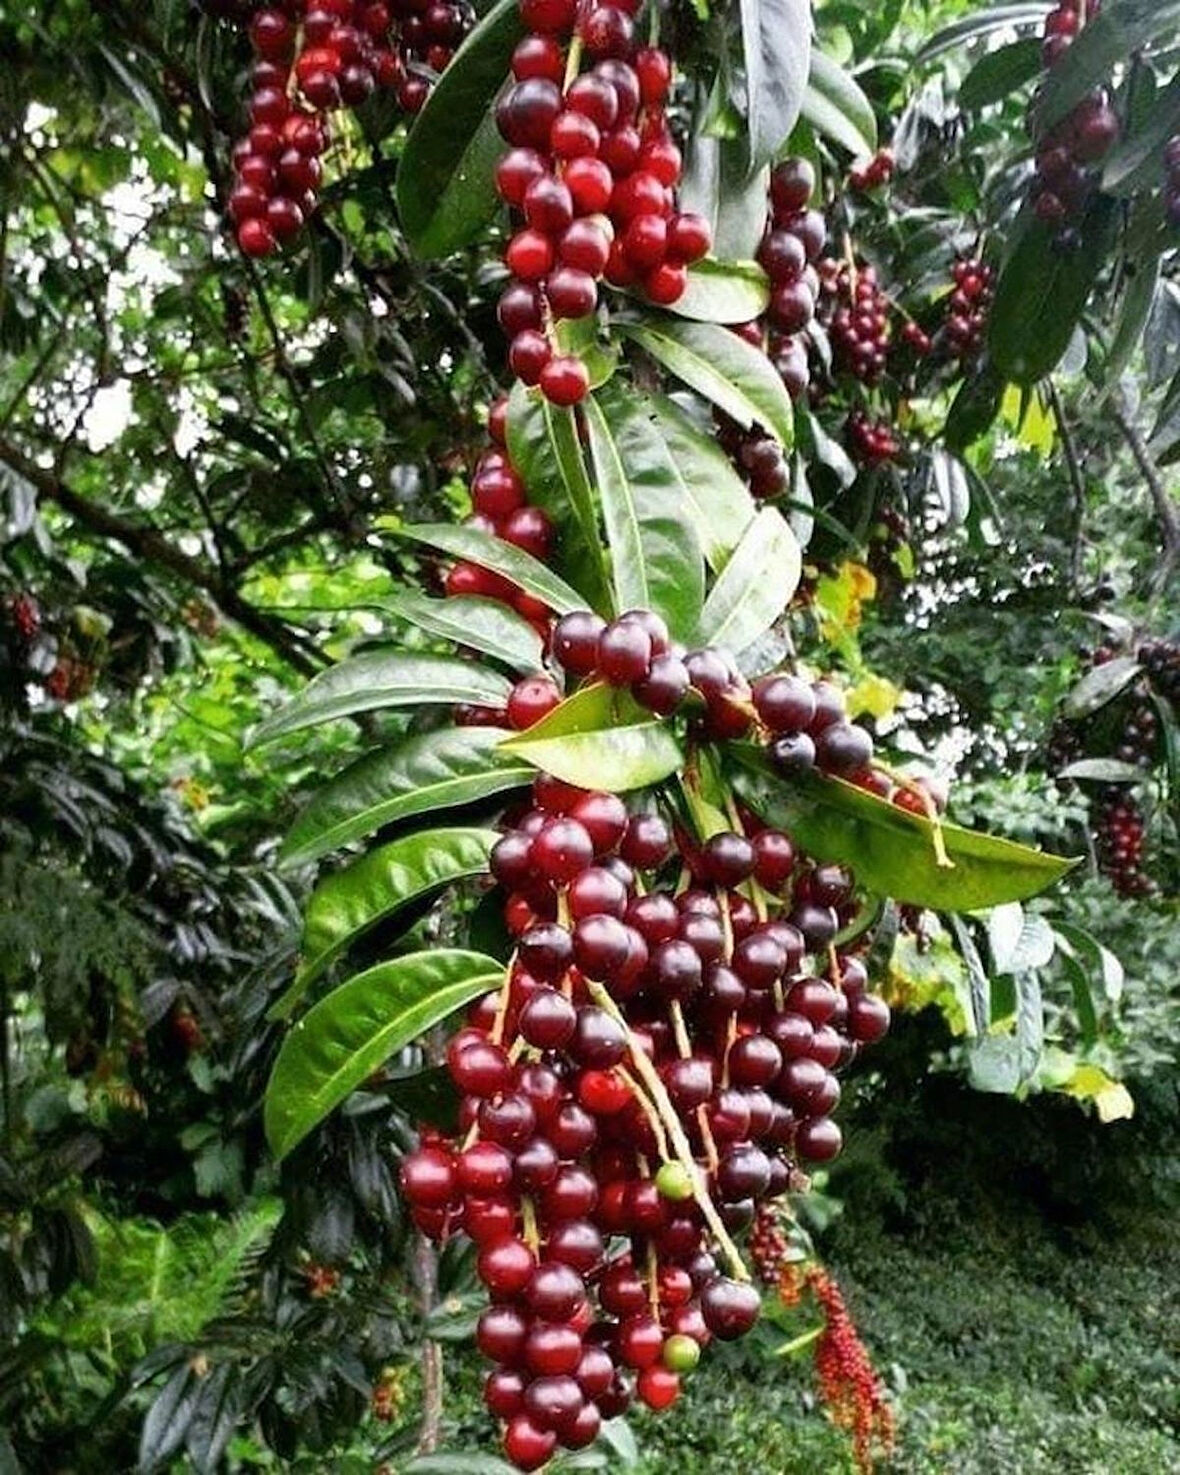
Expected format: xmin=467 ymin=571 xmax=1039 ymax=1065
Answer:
xmin=655 ymin=1161 xmax=694 ymax=1201
xmin=662 ymin=1333 xmax=701 ymax=1373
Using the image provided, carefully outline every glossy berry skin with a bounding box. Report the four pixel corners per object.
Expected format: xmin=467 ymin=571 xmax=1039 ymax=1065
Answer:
xmin=508 ymin=675 xmax=562 ymax=730
xmin=700 ymin=1277 xmax=761 ymax=1339
xmin=598 ymin=619 xmax=652 ymax=684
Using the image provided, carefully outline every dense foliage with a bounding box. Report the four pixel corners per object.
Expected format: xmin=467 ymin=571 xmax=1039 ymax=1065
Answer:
xmin=1 ymin=0 xmax=1177 ymax=1470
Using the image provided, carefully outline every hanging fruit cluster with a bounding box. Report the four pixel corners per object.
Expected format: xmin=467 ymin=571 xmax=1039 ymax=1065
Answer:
xmin=224 ymin=0 xmax=474 ymax=256
xmin=493 ymin=0 xmax=711 ymax=404
xmin=818 ymin=258 xmax=891 ymax=387
xmin=401 ymin=635 xmax=897 ymax=1467
xmin=943 ymin=256 xmax=993 ymax=364
xmin=1031 ymin=0 xmax=1119 ymax=247
xmin=848 ymin=147 xmax=894 ymax=194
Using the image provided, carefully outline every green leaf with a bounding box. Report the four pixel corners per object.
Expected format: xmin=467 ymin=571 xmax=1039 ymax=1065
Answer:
xmin=506 ymin=385 xmax=614 ymax=615
xmin=583 ymin=382 xmax=705 ymax=642
xmin=1057 ymin=757 xmax=1146 ymax=783
xmin=988 ymin=198 xmax=1118 ymax=386
xmin=395 ymin=523 xmax=586 ymax=614
xmin=618 ymin=316 xmax=794 ymax=448
xmin=499 ymin=683 xmax=683 ymax=792
xmin=1102 ymin=74 xmax=1180 ymax=195
xmin=917 ymin=5 xmax=1056 ymax=64
xmin=1054 ymin=921 xmax=1124 ymax=1003
xmin=739 ymin=0 xmax=812 ymax=169
xmin=694 ymin=507 xmax=800 ymax=652
xmin=680 ymin=134 xmax=769 ymax=262
xmin=249 ymin=651 xmax=512 ymax=746
xmin=1103 ymin=235 xmax=1161 ymax=390
xmin=945 ymin=361 xmax=1006 ymax=452
xmin=967 ymin=973 xmax=1043 ymax=1093
xmin=663 ymin=260 xmax=770 ymax=324
xmin=1063 ymin=656 xmax=1141 ymax=718
xmin=987 ymin=903 xmax=1055 ymax=974
xmin=801 ymin=51 xmax=878 ymax=156
xmin=395 ymin=0 xmax=522 ymax=257
xmin=264 ymin=950 xmax=503 ymax=1159
xmin=948 ymin=915 xmax=991 ymax=1035
xmin=959 ymin=38 xmax=1042 ymax=110
xmin=296 ymin=827 xmax=498 ymax=992
xmin=647 ymin=394 xmax=757 ymax=571
xmin=280 ymin=727 xmax=532 ymax=869
xmin=1036 ymin=0 xmax=1180 ymax=136
xmin=403 ymin=1455 xmax=518 ymax=1475
xmin=384 ymin=590 xmax=543 ymax=673
xmin=731 ymin=752 xmax=1078 ymax=911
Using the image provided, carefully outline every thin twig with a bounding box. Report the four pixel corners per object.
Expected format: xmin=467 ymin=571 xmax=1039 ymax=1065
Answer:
xmin=1112 ymin=394 xmax=1180 ymax=593
xmin=1045 ymin=380 xmax=1087 ymax=594
xmin=413 ymin=1233 xmax=444 ymax=1456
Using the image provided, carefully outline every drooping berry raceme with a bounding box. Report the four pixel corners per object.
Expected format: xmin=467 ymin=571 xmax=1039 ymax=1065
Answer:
xmin=1030 ymin=2 xmax=1119 ymax=249
xmin=492 ymin=2 xmax=711 ymax=403
xmin=224 ymin=0 xmax=474 ymax=256
xmin=818 ymin=258 xmax=891 ymax=387
xmin=943 ymin=256 xmax=994 ymax=364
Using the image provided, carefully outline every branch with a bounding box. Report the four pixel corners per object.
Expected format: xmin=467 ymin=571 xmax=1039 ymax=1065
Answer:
xmin=1112 ymin=396 xmax=1180 ymax=592
xmin=1046 ymin=380 xmax=1086 ymax=594
xmin=0 ymin=436 xmax=322 ymax=676
xmin=413 ymin=1233 xmax=444 ymax=1456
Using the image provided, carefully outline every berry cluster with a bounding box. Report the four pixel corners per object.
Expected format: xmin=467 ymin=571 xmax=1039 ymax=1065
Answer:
xmin=818 ymin=259 xmax=891 ymax=386
xmin=1164 ymin=138 xmax=1180 ymax=229
xmin=7 ymin=593 xmax=40 ymax=640
xmin=1140 ymin=637 xmax=1180 ymax=705
xmin=944 ymin=256 xmax=993 ymax=363
xmin=494 ymin=3 xmax=710 ymax=405
xmin=848 ymin=147 xmax=895 ymax=193
xmin=847 ymin=410 xmax=900 ymax=468
xmin=400 ymin=749 xmax=892 ymax=1467
xmin=1031 ymin=3 xmax=1118 ymax=247
xmin=1094 ymin=788 xmax=1151 ymax=898
xmin=225 ymin=0 xmax=473 ymax=257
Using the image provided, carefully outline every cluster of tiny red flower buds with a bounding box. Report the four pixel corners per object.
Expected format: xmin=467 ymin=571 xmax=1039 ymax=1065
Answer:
xmin=493 ymin=0 xmax=711 ymax=405
xmin=399 ymin=743 xmax=893 ymax=1467
xmin=818 ymin=260 xmax=891 ymax=386
xmin=803 ymin=1265 xmax=896 ymax=1474
xmin=944 ymin=257 xmax=993 ymax=362
xmin=846 ymin=410 xmax=900 ymax=468
xmin=6 ymin=592 xmax=40 ymax=641
xmin=226 ymin=0 xmax=472 ymax=256
xmin=848 ymin=147 xmax=894 ymax=193
xmin=749 ymin=1199 xmax=796 ymax=1284
xmin=1032 ymin=2 xmax=1118 ymax=246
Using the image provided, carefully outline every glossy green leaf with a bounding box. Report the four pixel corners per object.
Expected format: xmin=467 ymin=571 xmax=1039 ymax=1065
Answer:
xmin=499 ymin=683 xmax=683 ymax=792
xmin=384 ymin=590 xmax=543 ymax=673
xmin=801 ymin=51 xmax=878 ymax=156
xmin=647 ymin=394 xmax=756 ymax=571
xmin=506 ymin=385 xmax=614 ymax=614
xmin=249 ymin=651 xmax=512 ymax=746
xmin=680 ymin=134 xmax=768 ymax=261
xmin=1063 ymin=656 xmax=1141 ymax=718
xmin=917 ymin=4 xmax=1054 ymax=63
xmin=945 ymin=361 xmax=1006 ymax=452
xmin=296 ymin=827 xmax=498 ymax=992
xmin=1036 ymin=0 xmax=1180 ymax=135
xmin=264 ymin=949 xmax=503 ymax=1159
xmin=731 ymin=752 xmax=1078 ymax=911
xmin=395 ymin=0 xmax=522 ymax=257
xmin=618 ymin=316 xmax=794 ymax=448
xmin=694 ymin=508 xmax=800 ymax=652
xmin=988 ymin=199 xmax=1118 ymax=385
xmin=583 ymin=383 xmax=705 ymax=642
xmin=395 ymin=523 xmax=586 ymax=614
xmin=959 ymin=38 xmax=1042 ymax=110
xmin=664 ymin=260 xmax=770 ymax=324
xmin=280 ymin=727 xmax=532 ymax=869
xmin=739 ymin=0 xmax=811 ymax=169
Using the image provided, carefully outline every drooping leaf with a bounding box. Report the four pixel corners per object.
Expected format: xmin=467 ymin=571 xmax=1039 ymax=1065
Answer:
xmin=647 ymin=394 xmax=756 ymax=571
xmin=1057 ymin=757 xmax=1146 ymax=783
xmin=264 ymin=950 xmax=504 ymax=1159
xmin=295 ymin=827 xmax=499 ymax=992
xmin=384 ymin=590 xmax=544 ymax=673
xmin=1063 ymin=656 xmax=1141 ymax=718
xmin=1102 ymin=73 xmax=1180 ymax=195
xmin=739 ymin=0 xmax=812 ymax=169
xmin=801 ymin=51 xmax=878 ymax=156
xmin=967 ymin=973 xmax=1044 ymax=1093
xmin=1036 ymin=0 xmax=1180 ymax=135
xmin=917 ymin=4 xmax=1057 ymax=64
xmin=618 ymin=316 xmax=794 ymax=448
xmin=184 ymin=1364 xmax=239 ymax=1475
xmin=138 ymin=1364 xmax=198 ymax=1472
xmin=396 ymin=0 xmax=522 ymax=257
xmin=959 ymin=38 xmax=1043 ymax=110
xmin=988 ymin=198 xmax=1118 ymax=385
xmin=680 ymin=134 xmax=768 ymax=261
xmin=987 ymin=903 xmax=1055 ymax=974
xmin=1054 ymin=921 xmax=1124 ymax=1002
xmin=945 ymin=361 xmax=1006 ymax=452
xmin=506 ymin=385 xmax=614 ymax=614
xmin=663 ymin=260 xmax=770 ymax=323
xmin=694 ymin=508 xmax=800 ymax=652
xmin=499 ymin=683 xmax=683 ymax=792
xmin=395 ymin=523 xmax=587 ymax=614
xmin=731 ymin=752 xmax=1077 ymax=911
xmin=249 ymin=651 xmax=512 ymax=746
xmin=583 ymin=383 xmax=705 ymax=642
xmin=280 ymin=727 xmax=532 ymax=869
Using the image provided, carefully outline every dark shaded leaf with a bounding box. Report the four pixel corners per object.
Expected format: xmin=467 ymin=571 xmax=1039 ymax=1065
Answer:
xmin=801 ymin=51 xmax=878 ymax=156
xmin=739 ymin=0 xmax=812 ymax=169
